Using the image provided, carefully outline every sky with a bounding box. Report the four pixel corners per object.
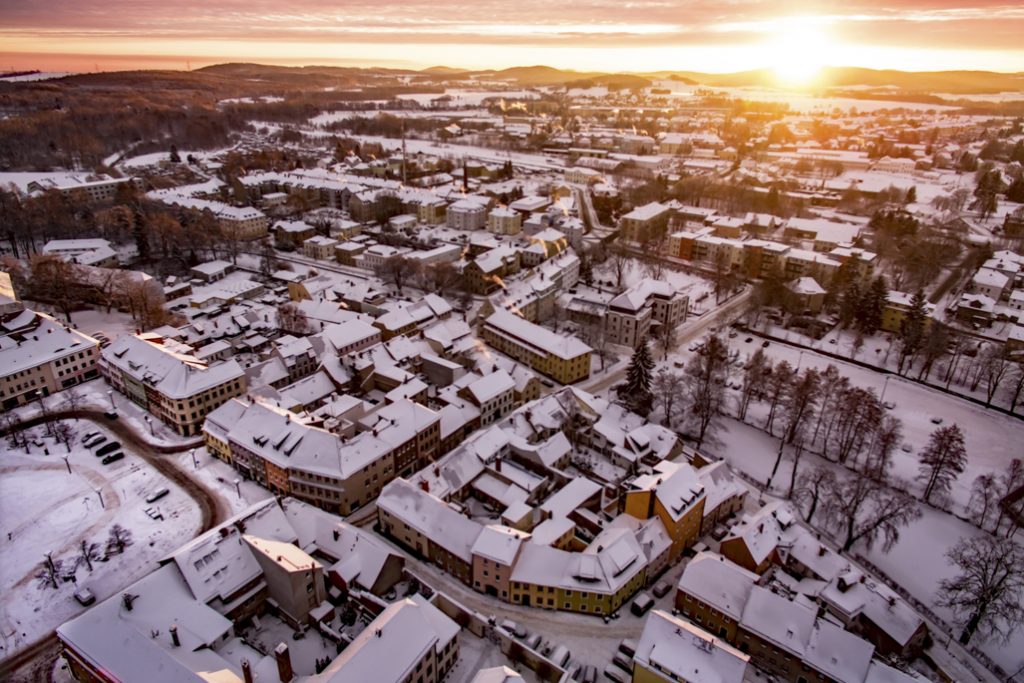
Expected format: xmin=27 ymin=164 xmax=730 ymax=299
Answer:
xmin=1 ymin=0 xmax=1023 ymax=76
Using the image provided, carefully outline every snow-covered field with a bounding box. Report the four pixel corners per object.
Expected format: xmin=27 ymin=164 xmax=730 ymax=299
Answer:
xmin=395 ymin=89 xmax=540 ymax=107
xmin=0 ymin=420 xmax=201 ymax=659
xmin=706 ymin=336 xmax=1024 ymax=509
xmin=593 ymin=256 xmax=716 ymax=307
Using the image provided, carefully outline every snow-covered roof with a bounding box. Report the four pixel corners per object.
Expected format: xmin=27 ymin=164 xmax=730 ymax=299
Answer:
xmin=0 ymin=310 xmax=98 ymax=376
xmin=484 ymin=308 xmax=592 ymax=361
xmin=540 ymin=477 xmax=602 ymax=518
xmin=471 ymin=524 xmax=528 ymax=565
xmin=634 ymin=610 xmax=749 ymax=683
xmin=102 ymin=334 xmax=244 ymax=400
xmin=377 ymin=479 xmax=484 ymax=563
xmin=677 ymin=552 xmax=759 ymax=621
xmin=315 ymin=597 xmax=458 ymax=683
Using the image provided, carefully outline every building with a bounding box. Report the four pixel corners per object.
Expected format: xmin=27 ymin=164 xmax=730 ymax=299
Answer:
xmin=0 ymin=310 xmax=100 ymax=410
xmin=275 ymin=220 xmax=318 ymax=250
xmin=624 ymin=462 xmax=706 ymax=561
xmin=190 ymin=259 xmax=234 ymax=282
xmin=719 ymin=502 xmax=792 ymax=574
xmin=27 ymin=173 xmax=139 ymax=203
xmin=488 ymin=207 xmax=523 ymax=235
xmin=606 ymin=279 xmax=688 ymax=348
xmin=303 ymin=235 xmax=339 ymax=260
xmin=41 ymin=239 xmax=118 ymax=268
xmin=619 ymin=202 xmax=672 ymax=242
xmin=446 ymin=198 xmax=489 ymax=230
xmin=633 ymin=610 xmax=749 ymax=683
xmin=675 ymin=551 xmax=759 ymax=641
xmin=481 ymin=309 xmax=592 ymax=384
xmin=317 ymin=598 xmax=460 ymax=683
xmin=881 ymin=291 xmax=935 ymax=333
xmin=206 ymin=397 xmax=440 ymax=514
xmin=102 ymin=333 xmax=246 ymax=435
xmin=785 ymin=277 xmax=827 ymax=314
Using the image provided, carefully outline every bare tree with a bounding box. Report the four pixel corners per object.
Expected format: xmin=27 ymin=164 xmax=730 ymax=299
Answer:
xmin=36 ymin=554 xmax=64 ymax=590
xmin=62 ymin=387 xmax=86 ymax=417
xmin=822 ymin=468 xmax=922 ymax=552
xmin=375 ymin=255 xmax=422 ymax=295
xmin=277 ymin=302 xmax=311 ymax=335
xmin=968 ymin=473 xmax=1000 ymax=530
xmin=737 ymin=349 xmax=769 ymax=421
xmin=78 ymin=540 xmax=101 ymax=572
xmin=29 ymin=254 xmax=82 ymax=324
xmin=53 ymin=422 xmax=75 ymax=453
xmin=938 ymin=535 xmax=1024 ymax=645
xmin=107 ymin=524 xmax=133 ymax=554
xmin=995 ymin=459 xmax=1024 ymax=537
xmin=979 ymin=345 xmax=1013 ymax=408
xmin=792 ymin=466 xmax=837 ymax=524
xmin=763 ymin=360 xmax=794 ymax=436
xmin=652 ymin=368 xmax=684 ymax=427
xmin=641 ymin=236 xmax=666 ymax=280
xmin=781 ymin=368 xmax=821 ymax=445
xmin=683 ymin=334 xmax=730 ymax=447
xmin=607 ymin=243 xmax=631 ymax=292
xmin=918 ymin=424 xmax=967 ymax=505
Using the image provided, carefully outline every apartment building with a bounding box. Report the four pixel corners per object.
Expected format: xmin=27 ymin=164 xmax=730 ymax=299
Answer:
xmin=605 ymin=279 xmax=688 ymax=348
xmin=27 ymin=173 xmax=140 ymax=203
xmin=624 ymin=461 xmax=706 ymax=561
xmin=487 ymin=207 xmax=523 ymax=235
xmin=619 ymin=202 xmax=672 ymax=242
xmin=302 ymin=235 xmax=339 ymax=260
xmin=0 ymin=310 xmax=100 ymax=410
xmin=102 ymin=333 xmax=246 ymax=436
xmin=446 ymin=198 xmax=489 ymax=230
xmin=633 ymin=610 xmax=749 ymax=683
xmin=206 ymin=397 xmax=440 ymax=514
xmin=481 ymin=309 xmax=592 ymax=384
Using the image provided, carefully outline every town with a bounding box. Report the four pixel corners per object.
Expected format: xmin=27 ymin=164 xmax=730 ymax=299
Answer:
xmin=1 ymin=61 xmax=1023 ymax=683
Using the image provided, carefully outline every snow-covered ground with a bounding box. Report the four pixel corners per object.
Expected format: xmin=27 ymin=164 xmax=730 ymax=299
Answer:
xmin=592 ymin=256 xmax=716 ymax=307
xmin=710 ymin=335 xmax=1024 ymax=509
xmin=395 ymin=89 xmax=540 ymax=107
xmin=0 ymin=420 xmax=201 ymax=659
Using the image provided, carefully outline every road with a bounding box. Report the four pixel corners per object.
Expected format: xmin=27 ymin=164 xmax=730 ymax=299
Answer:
xmin=0 ymin=408 xmax=230 ymax=682
xmin=578 ymin=286 xmax=753 ymax=396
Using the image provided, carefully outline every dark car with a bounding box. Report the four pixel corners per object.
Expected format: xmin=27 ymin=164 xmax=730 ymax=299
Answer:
xmin=96 ymin=441 xmax=121 ymax=456
xmin=101 ymin=452 xmax=124 ymax=465
xmin=761 ymin=340 xmax=770 ymax=348
xmin=104 ymin=410 xmax=119 ymax=420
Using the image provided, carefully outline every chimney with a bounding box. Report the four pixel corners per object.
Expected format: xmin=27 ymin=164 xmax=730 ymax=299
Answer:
xmin=333 ymin=529 xmax=340 ymax=542
xmin=241 ymin=659 xmax=254 ymax=683
xmin=419 ymin=479 xmax=430 ymax=493
xmin=170 ymin=624 xmax=180 ymax=647
xmin=275 ymin=642 xmax=293 ymax=682
xmin=122 ymin=593 xmax=135 ymax=611
xmin=495 ymin=456 xmax=502 ymax=472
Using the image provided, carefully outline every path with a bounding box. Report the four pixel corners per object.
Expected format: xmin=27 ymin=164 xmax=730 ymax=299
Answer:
xmin=0 ymin=409 xmax=230 ymax=681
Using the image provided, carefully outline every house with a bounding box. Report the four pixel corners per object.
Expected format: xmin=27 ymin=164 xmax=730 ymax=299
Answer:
xmin=624 ymin=462 xmax=706 ymax=560
xmin=275 ymin=220 xmax=317 ymax=249
xmin=785 ymin=277 xmax=827 ymax=314
xmin=719 ymin=501 xmax=793 ymax=574
xmin=302 ymin=235 xmax=339 ymax=260
xmin=881 ymin=291 xmax=935 ymax=333
xmin=633 ymin=610 xmax=749 ymax=683
xmin=446 ymin=198 xmax=489 ymax=230
xmin=676 ymin=551 xmax=760 ymax=642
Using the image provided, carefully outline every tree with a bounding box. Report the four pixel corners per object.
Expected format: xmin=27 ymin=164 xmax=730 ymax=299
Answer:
xmin=995 ymin=459 xmax=1024 ymax=537
xmin=793 ymin=466 xmax=836 ymax=524
xmin=375 ymin=255 xmax=421 ymax=295
xmin=781 ymin=368 xmax=821 ymax=445
xmin=856 ymin=276 xmax=888 ymax=335
xmin=652 ymin=368 xmax=684 ymax=427
xmin=62 ymin=387 xmax=86 ymax=417
xmin=78 ymin=540 xmax=101 ymax=572
xmin=683 ymin=335 xmax=730 ymax=447
xmin=608 ymin=243 xmax=631 ymax=292
xmin=108 ymin=524 xmax=133 ymax=554
xmin=938 ymin=535 xmax=1024 ymax=645
xmin=968 ymin=473 xmax=1000 ymax=530
xmin=53 ymin=422 xmax=75 ymax=453
xmin=895 ymin=290 xmax=928 ymax=376
xmin=277 ymin=302 xmax=311 ymax=335
xmin=620 ymin=342 xmax=655 ymax=415
xmin=917 ymin=424 xmax=967 ymax=504
xmin=763 ymin=360 xmax=794 ymax=436
xmin=29 ymin=254 xmax=82 ymax=323
xmin=737 ymin=349 xmax=769 ymax=421
xmin=822 ymin=468 xmax=922 ymax=552
xmin=979 ymin=345 xmax=1013 ymax=408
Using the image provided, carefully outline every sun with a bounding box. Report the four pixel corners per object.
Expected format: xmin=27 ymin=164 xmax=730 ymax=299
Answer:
xmin=767 ymin=18 xmax=831 ymax=88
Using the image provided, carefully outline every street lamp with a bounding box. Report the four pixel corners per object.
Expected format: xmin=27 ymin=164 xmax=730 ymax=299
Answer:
xmin=880 ymin=375 xmax=892 ymax=402
xmin=95 ymin=488 xmax=105 ymax=509
xmin=190 ymin=448 xmax=198 ymax=470
xmin=62 ymin=455 xmax=71 ymax=474
xmin=144 ymin=415 xmax=154 ymax=436
xmin=107 ymin=390 xmax=115 ymax=410
xmin=796 ymin=350 xmax=805 ymax=371
xmin=233 ymin=478 xmax=242 ymax=499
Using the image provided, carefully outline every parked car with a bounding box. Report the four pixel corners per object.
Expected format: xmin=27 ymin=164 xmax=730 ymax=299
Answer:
xmin=84 ymin=435 xmax=107 ymax=448
xmin=82 ymin=430 xmax=99 ymax=441
xmin=630 ymin=592 xmax=654 ymax=616
xmin=101 ymin=452 xmax=124 ymax=465
xmin=761 ymin=340 xmax=770 ymax=348
xmin=551 ymin=645 xmax=571 ymax=668
xmin=525 ymin=633 xmax=542 ymax=651
xmin=744 ymin=337 xmax=752 ymax=343
xmin=883 ymin=401 xmax=896 ymax=410
xmin=930 ymin=416 xmax=943 ymax=424
xmin=500 ymin=619 xmax=526 ymax=638
xmin=652 ymin=581 xmax=672 ymax=598
xmin=582 ymin=665 xmax=597 ymax=683
xmin=612 ymin=652 xmax=632 ymax=672
xmin=617 ymin=639 xmax=637 ymax=658
xmin=104 ymin=411 xmax=119 ymax=420
xmin=603 ymin=666 xmax=627 ymax=683
xmin=145 ymin=487 xmax=170 ymax=504
xmin=73 ymin=587 xmax=96 ymax=606
xmin=96 ymin=441 xmax=121 ymax=456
